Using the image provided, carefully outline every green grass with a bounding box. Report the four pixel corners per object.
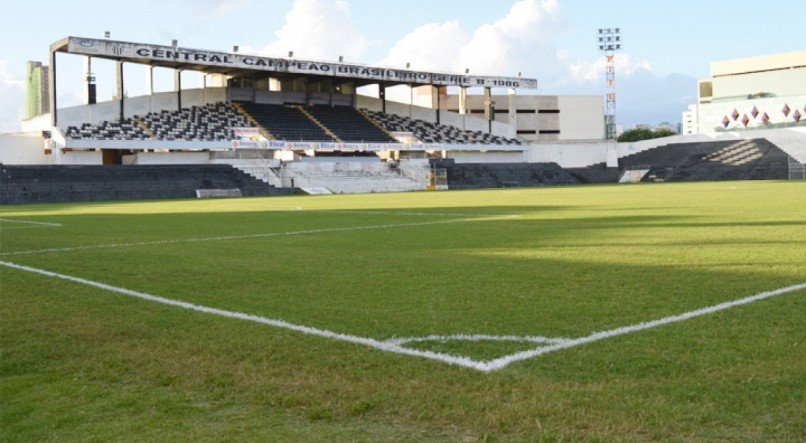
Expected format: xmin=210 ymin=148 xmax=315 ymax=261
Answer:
xmin=1 ymin=181 xmax=804 ymax=440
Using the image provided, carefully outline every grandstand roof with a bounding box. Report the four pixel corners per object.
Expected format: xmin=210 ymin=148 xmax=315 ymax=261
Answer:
xmin=51 ymin=37 xmax=537 ymax=89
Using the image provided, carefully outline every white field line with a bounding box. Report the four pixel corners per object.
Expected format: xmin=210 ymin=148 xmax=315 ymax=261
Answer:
xmin=482 ymin=282 xmax=806 ymax=371
xmin=324 ymin=210 xmax=485 ymax=217
xmin=0 ymin=226 xmax=57 ymax=230
xmin=386 ymin=334 xmax=570 ymax=346
xmin=0 ymin=260 xmax=489 ymax=371
xmin=0 ymin=215 xmax=517 ymax=257
xmin=2 ymin=259 xmax=803 ymax=372
xmin=0 ymin=218 xmax=62 ymax=227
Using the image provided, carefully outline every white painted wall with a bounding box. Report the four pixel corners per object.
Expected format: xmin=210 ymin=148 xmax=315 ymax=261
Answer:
xmin=54 ymin=150 xmax=103 ymax=165
xmin=0 ymin=132 xmax=49 ymax=165
xmin=523 ymin=142 xmax=611 ymax=167
xmin=56 ymin=87 xmax=227 ymax=129
xmin=557 ymin=96 xmax=605 ymax=141
xmin=356 ymin=95 xmax=513 ymax=137
xmin=697 ymin=94 xmax=806 ymax=133
xmin=130 ymin=152 xmax=211 ymax=164
xmin=448 ymin=151 xmax=525 ymax=163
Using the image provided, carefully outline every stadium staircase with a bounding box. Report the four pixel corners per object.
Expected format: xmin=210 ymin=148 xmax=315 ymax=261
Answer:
xmin=0 ymin=164 xmax=294 ymax=204
xmin=231 ymin=102 xmax=276 ymax=140
xmin=430 ymin=160 xmax=579 ymax=189
xmin=281 ymin=160 xmax=427 ymax=194
xmin=236 ymin=102 xmax=336 ymax=142
xmin=292 ymin=106 xmax=343 ymax=142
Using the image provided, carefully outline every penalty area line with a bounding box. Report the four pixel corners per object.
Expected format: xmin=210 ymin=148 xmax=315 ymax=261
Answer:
xmin=0 ymin=260 xmax=491 ymax=371
xmin=485 ymin=281 xmax=806 ymax=371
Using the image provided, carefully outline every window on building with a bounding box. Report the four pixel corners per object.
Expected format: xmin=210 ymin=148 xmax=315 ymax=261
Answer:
xmin=537 ymin=109 xmax=560 ymax=114
xmin=539 ymin=130 xmax=561 ymax=134
xmin=516 ymin=130 xmax=537 ymax=134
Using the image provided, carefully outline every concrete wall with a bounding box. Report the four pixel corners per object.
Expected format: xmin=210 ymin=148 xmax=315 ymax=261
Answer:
xmin=448 ymin=151 xmax=525 ymax=163
xmin=129 ymin=152 xmax=211 ymax=164
xmin=697 ymin=94 xmax=806 ymax=133
xmin=229 ymin=88 xmax=354 ymax=106
xmin=558 ymin=96 xmax=605 ymax=141
xmin=355 ymin=95 xmax=512 ymax=137
xmin=56 ymin=87 xmax=227 ymax=129
xmin=712 ymin=68 xmax=806 ymax=100
xmin=523 ymin=141 xmax=612 ymax=167
xmin=0 ymin=132 xmax=49 ymax=164
xmin=442 ymin=94 xmax=604 ymax=142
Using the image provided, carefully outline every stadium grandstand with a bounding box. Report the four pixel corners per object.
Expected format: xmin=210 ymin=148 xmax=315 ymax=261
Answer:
xmin=0 ymin=37 xmax=804 ymax=203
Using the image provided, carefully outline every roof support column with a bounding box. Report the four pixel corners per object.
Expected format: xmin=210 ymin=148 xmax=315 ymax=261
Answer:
xmin=174 ymin=69 xmax=182 ymax=111
xmin=508 ymin=87 xmax=516 ymax=135
xmin=84 ymin=56 xmax=96 ymax=105
xmin=458 ymin=86 xmax=467 ymax=115
xmin=379 ymin=82 xmax=386 ymax=113
xmin=145 ymin=66 xmax=154 ymax=95
xmin=116 ymin=61 xmax=124 ymax=121
xmin=49 ymin=49 xmax=57 ymax=127
xmin=483 ymin=86 xmax=493 ymax=133
xmin=434 ymin=85 xmax=440 ymax=125
xmin=409 ymin=84 xmax=413 ymax=118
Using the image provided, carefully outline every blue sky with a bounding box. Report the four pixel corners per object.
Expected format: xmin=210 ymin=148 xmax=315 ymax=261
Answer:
xmin=0 ymin=0 xmax=803 ymax=131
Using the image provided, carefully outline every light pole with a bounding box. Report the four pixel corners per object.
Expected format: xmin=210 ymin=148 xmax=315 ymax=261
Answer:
xmin=598 ymin=27 xmax=622 ymax=140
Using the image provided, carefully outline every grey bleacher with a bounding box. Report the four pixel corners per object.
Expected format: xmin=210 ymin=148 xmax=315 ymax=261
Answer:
xmin=64 ymin=102 xmax=253 ymax=141
xmin=618 ymin=139 xmax=793 ymax=182
xmin=0 ymin=164 xmax=294 ymax=204
xmin=237 ymin=102 xmax=335 ymax=141
xmin=363 ymin=109 xmax=523 ymax=145
xmin=141 ymin=102 xmax=252 ymax=141
xmin=306 ymin=105 xmax=395 ymax=142
xmin=431 ymin=159 xmax=578 ymax=189
xmin=65 ymin=118 xmax=148 ymax=140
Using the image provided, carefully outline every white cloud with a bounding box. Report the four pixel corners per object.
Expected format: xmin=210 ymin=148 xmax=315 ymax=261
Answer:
xmin=380 ymin=0 xmax=566 ymax=76
xmin=243 ymin=0 xmax=368 ymax=61
xmin=382 ymin=21 xmax=469 ymax=70
xmin=0 ymin=60 xmax=25 ymax=133
xmin=568 ymin=53 xmax=653 ymax=83
xmin=191 ymin=0 xmax=251 ymax=20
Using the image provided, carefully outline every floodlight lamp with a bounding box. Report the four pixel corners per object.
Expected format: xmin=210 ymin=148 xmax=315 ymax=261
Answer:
xmin=339 ymin=55 xmax=344 ymax=62
xmin=104 ymin=31 xmax=110 ymax=39
xmin=233 ymin=45 xmax=239 ymax=52
xmin=171 ymin=39 xmax=178 ymax=47
xmin=465 ymin=68 xmax=470 ymax=74
xmin=288 ymin=51 xmax=294 ymax=57
xmin=406 ymin=62 xmax=411 ymax=68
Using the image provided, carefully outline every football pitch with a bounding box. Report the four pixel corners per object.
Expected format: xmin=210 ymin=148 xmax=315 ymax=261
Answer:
xmin=2 ymin=181 xmax=804 ymax=440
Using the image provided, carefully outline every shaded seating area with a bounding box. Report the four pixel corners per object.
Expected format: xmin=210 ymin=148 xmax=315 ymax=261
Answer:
xmin=0 ymin=164 xmax=293 ymax=204
xmin=306 ymin=105 xmax=395 ymax=142
xmin=237 ymin=102 xmax=335 ymax=141
xmin=431 ymin=159 xmax=578 ymax=189
xmin=618 ymin=139 xmax=793 ymax=182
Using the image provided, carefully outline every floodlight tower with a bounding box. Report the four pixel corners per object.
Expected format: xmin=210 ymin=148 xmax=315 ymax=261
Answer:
xmin=597 ymin=27 xmax=622 ymax=139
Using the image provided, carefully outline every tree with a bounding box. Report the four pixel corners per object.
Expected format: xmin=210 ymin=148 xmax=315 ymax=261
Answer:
xmin=617 ymin=127 xmax=676 ymax=142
